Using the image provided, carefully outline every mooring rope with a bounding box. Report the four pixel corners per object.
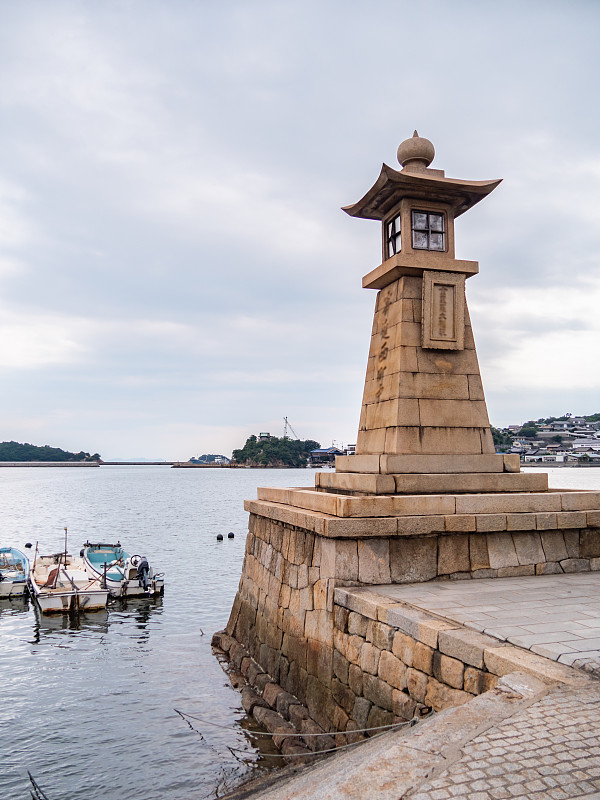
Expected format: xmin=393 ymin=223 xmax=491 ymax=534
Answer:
xmin=226 ymin=731 xmax=392 ymax=759
xmin=175 ymin=707 xmax=430 ymax=739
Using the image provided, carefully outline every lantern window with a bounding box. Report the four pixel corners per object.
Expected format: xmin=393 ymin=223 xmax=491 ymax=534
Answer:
xmin=386 ymin=214 xmax=401 ymax=258
xmin=412 ymin=211 xmax=445 ymax=251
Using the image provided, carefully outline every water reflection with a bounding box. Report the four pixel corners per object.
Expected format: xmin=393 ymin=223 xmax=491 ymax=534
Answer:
xmin=0 ymin=595 xmax=29 ymax=616
xmin=27 ymin=595 xmax=164 ymax=643
xmin=32 ymin=603 xmax=110 ymax=641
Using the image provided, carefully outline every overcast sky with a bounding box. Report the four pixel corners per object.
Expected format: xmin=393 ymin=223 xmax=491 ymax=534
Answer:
xmin=0 ymin=0 xmax=598 ymax=460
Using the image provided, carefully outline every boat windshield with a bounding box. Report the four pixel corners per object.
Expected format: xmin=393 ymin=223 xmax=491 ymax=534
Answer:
xmin=0 ymin=550 xmax=26 ymax=573
xmin=86 ymin=546 xmax=129 ymax=567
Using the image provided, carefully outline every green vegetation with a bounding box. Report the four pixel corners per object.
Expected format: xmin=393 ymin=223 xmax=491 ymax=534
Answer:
xmin=537 ymin=413 xmax=600 ymax=424
xmin=0 ymin=441 xmax=101 ymax=462
xmin=517 ymin=424 xmax=538 ymax=438
xmin=491 ymin=426 xmax=512 ymax=452
xmin=232 ymin=435 xmax=320 ymax=467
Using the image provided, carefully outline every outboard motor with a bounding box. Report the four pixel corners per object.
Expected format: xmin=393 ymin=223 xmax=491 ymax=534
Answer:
xmin=136 ymin=557 xmax=150 ymax=591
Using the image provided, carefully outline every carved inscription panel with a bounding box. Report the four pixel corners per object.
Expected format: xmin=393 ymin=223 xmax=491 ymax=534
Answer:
xmin=422 ymin=271 xmax=465 ymax=350
xmin=431 ymin=282 xmax=455 ymax=341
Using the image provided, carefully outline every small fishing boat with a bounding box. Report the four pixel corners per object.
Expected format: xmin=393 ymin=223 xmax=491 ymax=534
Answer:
xmin=29 ymin=550 xmax=108 ymax=614
xmin=0 ymin=547 xmax=30 ymax=598
xmin=82 ymin=542 xmax=165 ymax=598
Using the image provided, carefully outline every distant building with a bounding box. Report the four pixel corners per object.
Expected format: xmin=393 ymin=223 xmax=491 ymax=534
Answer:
xmin=308 ymin=447 xmax=344 ymax=466
xmin=259 ymin=432 xmax=271 ymax=441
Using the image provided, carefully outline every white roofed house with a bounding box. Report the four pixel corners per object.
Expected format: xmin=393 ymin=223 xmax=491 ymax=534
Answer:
xmin=571 ymin=439 xmax=600 ymax=450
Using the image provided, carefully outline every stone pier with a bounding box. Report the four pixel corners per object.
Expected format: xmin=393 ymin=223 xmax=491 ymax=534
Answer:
xmin=214 ymin=133 xmax=600 ymax=760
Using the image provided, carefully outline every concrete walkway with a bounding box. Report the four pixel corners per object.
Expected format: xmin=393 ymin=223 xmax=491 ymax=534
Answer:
xmin=226 ymin=670 xmax=600 ymax=800
xmin=408 ymin=677 xmax=600 ymax=800
xmin=371 ymin=572 xmax=600 ymax=674
xmin=226 ymin=574 xmax=600 ymax=800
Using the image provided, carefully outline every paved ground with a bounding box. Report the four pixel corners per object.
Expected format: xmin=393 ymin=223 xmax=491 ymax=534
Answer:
xmin=226 ymin=670 xmax=600 ymax=800
xmin=408 ymin=679 xmax=600 ymax=800
xmin=226 ymin=574 xmax=600 ymax=800
xmin=371 ymin=572 xmax=600 ymax=675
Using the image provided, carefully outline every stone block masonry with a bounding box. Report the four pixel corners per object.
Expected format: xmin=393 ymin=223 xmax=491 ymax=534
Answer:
xmin=216 ymin=510 xmax=594 ymax=747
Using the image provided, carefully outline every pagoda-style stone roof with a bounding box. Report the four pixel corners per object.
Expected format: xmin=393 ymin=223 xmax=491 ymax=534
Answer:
xmin=343 ymin=162 xmax=501 ymax=221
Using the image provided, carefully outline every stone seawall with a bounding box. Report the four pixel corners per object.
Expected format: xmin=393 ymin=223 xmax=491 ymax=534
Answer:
xmin=217 ymin=507 xmax=595 ymax=750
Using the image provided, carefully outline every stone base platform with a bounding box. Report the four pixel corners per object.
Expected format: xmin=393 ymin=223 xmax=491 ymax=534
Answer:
xmin=256 ymin=486 xmax=600 ymax=521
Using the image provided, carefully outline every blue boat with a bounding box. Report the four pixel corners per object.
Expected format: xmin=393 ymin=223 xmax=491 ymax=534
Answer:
xmin=0 ymin=547 xmax=30 ymax=598
xmin=81 ymin=542 xmax=165 ymax=598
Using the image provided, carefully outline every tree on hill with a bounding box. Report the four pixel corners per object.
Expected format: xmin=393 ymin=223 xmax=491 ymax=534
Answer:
xmin=232 ymin=435 xmax=320 ymax=467
xmin=491 ymin=426 xmax=513 ymax=452
xmin=517 ymin=423 xmax=538 ymax=438
xmin=0 ymin=441 xmax=101 ymax=462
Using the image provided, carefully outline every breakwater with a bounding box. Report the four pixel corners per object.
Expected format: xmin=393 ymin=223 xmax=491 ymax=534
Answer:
xmin=0 ymin=461 xmax=100 ymax=467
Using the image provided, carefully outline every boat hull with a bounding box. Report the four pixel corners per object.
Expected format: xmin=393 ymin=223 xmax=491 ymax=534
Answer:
xmin=0 ymin=579 xmax=28 ymax=598
xmin=29 ymin=553 xmax=108 ymax=615
xmin=31 ymin=587 xmax=108 ymax=613
xmin=104 ymin=576 xmax=165 ymax=598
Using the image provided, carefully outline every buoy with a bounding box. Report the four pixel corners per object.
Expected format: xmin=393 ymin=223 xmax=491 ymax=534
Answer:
xmin=216 ymin=534 xmax=224 ymax=541
xmin=228 ymin=532 xmax=235 ymax=539
xmin=24 ymin=542 xmax=32 ymax=549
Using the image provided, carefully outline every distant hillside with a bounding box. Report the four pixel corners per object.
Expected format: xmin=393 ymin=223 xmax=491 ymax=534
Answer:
xmin=0 ymin=441 xmax=101 ymax=462
xmin=232 ymin=435 xmax=320 ymax=467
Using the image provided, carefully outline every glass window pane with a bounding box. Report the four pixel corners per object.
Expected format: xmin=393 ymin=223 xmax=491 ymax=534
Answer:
xmin=387 ymin=222 xmax=394 ymax=238
xmin=394 ymin=216 xmax=401 ymax=233
xmin=388 ymin=241 xmax=395 ymax=258
xmin=430 ymin=233 xmax=444 ymax=251
xmin=430 ymin=214 xmax=444 ymax=232
xmin=412 ymin=212 xmax=428 ymax=230
xmin=394 ymin=232 xmax=401 ymax=252
xmin=413 ymin=231 xmax=428 ymax=249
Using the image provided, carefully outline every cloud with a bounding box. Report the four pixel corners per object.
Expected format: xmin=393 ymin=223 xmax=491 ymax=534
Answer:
xmin=0 ymin=0 xmax=599 ymax=456
xmin=0 ymin=313 xmax=87 ymax=368
xmin=471 ymin=279 xmax=600 ymax=396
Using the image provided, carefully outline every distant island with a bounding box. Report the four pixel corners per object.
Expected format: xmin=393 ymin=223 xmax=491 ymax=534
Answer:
xmin=232 ymin=434 xmax=320 ymax=468
xmin=189 ymin=453 xmax=231 ymax=465
xmin=0 ymin=441 xmax=101 ymax=462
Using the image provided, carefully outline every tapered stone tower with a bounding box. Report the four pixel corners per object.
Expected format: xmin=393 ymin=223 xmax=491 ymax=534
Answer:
xmin=349 ymin=132 xmax=497 ymax=462
xmin=320 ymin=131 xmax=541 ymax=495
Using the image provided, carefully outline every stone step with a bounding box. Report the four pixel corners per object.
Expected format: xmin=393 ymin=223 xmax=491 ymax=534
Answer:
xmin=315 ymin=471 xmax=548 ymax=495
xmin=335 ymin=453 xmax=520 ymax=475
xmin=256 ymin=487 xmax=600 ymax=520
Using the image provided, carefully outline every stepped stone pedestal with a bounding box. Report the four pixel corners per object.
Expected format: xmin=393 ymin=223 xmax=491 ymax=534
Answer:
xmin=219 ymin=133 xmax=600 ymax=743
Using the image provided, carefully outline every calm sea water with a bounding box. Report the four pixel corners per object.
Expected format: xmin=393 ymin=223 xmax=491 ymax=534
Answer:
xmin=1 ymin=465 xmax=599 ymax=800
xmin=0 ymin=466 xmax=316 ymax=800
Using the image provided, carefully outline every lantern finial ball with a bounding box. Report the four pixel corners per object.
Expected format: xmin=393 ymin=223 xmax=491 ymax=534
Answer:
xmin=397 ymin=131 xmax=435 ymax=170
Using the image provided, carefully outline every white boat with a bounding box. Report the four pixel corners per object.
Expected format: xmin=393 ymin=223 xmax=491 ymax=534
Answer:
xmin=0 ymin=547 xmax=30 ymax=598
xmin=82 ymin=542 xmax=165 ymax=598
xmin=29 ymin=551 xmax=108 ymax=614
